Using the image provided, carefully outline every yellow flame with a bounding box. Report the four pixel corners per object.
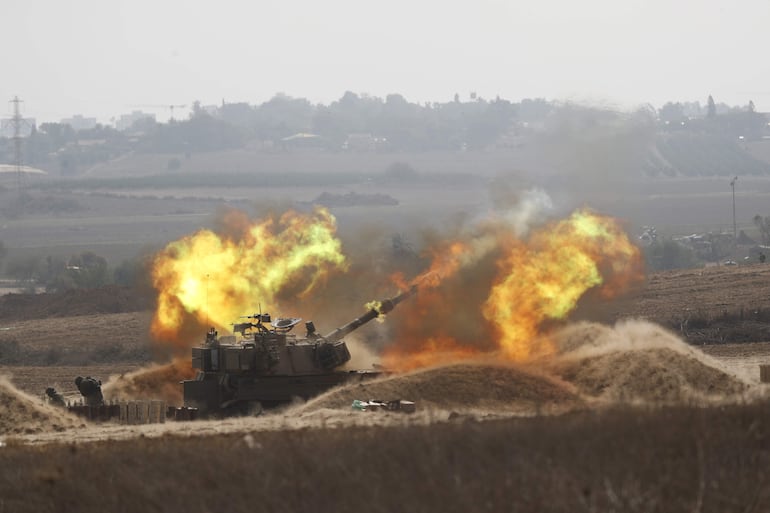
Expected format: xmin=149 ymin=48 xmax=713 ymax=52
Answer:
xmin=151 ymin=207 xmax=346 ymax=343
xmin=484 ymin=209 xmax=641 ymax=360
xmin=384 ymin=208 xmax=643 ymax=369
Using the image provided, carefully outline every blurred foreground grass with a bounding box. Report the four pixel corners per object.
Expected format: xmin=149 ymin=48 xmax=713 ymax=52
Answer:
xmin=1 ymin=400 xmax=769 ymax=512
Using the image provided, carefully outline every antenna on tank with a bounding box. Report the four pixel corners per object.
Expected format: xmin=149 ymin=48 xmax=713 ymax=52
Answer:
xmin=205 ymin=274 xmax=210 ymax=327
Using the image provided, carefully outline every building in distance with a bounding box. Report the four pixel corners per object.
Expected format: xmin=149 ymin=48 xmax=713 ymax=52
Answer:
xmin=60 ymin=115 xmax=97 ymax=131
xmin=115 ymin=110 xmax=155 ymax=131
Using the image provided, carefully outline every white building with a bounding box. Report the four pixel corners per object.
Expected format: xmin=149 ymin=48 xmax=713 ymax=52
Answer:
xmin=61 ymin=115 xmax=98 ymax=131
xmin=115 ymin=111 xmax=155 ymax=131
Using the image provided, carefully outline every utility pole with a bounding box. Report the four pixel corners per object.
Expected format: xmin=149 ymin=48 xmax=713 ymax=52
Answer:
xmin=730 ymin=176 xmax=738 ymax=241
xmin=168 ymin=104 xmax=186 ymax=122
xmin=9 ymin=96 xmax=26 ymax=215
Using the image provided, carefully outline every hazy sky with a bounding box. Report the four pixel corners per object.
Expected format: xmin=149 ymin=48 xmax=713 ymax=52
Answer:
xmin=3 ymin=0 xmax=769 ymax=123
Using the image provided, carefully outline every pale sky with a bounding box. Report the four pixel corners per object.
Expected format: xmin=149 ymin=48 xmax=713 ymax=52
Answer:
xmin=3 ymin=0 xmax=769 ymax=123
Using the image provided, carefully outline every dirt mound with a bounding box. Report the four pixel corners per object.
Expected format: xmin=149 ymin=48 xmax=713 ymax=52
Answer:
xmin=0 ymin=376 xmax=81 ymax=435
xmin=298 ymin=363 xmax=582 ymax=413
xmin=553 ymin=347 xmax=748 ymax=402
xmin=548 ymin=320 xmax=750 ymax=403
xmin=549 ymin=322 xmax=616 ymax=354
xmin=0 ymin=285 xmax=150 ymax=321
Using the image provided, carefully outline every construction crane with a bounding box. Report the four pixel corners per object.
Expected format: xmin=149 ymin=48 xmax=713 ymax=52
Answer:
xmin=129 ymin=104 xmax=187 ymax=122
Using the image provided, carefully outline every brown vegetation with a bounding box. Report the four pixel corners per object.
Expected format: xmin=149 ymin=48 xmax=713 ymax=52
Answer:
xmin=0 ymin=377 xmax=81 ymax=435
xmin=0 ymin=285 xmax=149 ymax=320
xmin=580 ymin=264 xmax=770 ymax=345
xmin=1 ymin=402 xmax=769 ymax=513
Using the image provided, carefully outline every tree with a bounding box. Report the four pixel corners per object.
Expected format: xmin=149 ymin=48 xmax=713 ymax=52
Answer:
xmin=218 ymin=102 xmax=255 ymax=128
xmin=39 ymin=122 xmax=76 ymax=146
xmin=466 ymin=97 xmax=516 ymax=148
xmin=253 ymin=94 xmax=315 ymax=140
xmin=707 ymin=95 xmax=716 ymax=119
xmin=113 ymin=258 xmax=141 ymax=286
xmin=658 ymin=102 xmax=686 ymax=124
xmin=644 ymin=239 xmax=699 ymax=270
xmin=753 ymin=214 xmax=770 ymax=244
xmin=42 ymin=256 xmax=75 ymax=291
xmin=69 ymin=252 xmax=109 ymax=289
xmin=190 ymin=100 xmax=205 ymax=119
xmin=6 ymin=255 xmax=43 ymax=283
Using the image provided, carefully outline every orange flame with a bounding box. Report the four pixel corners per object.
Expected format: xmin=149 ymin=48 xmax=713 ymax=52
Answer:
xmin=151 ymin=207 xmax=346 ymax=347
xmin=419 ymin=241 xmax=474 ymax=285
xmin=383 ymin=208 xmax=643 ymax=369
xmin=483 ymin=209 xmax=642 ymax=360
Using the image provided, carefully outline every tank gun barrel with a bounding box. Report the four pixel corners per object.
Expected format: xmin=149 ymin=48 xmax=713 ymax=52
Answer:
xmin=323 ymin=285 xmax=417 ymax=342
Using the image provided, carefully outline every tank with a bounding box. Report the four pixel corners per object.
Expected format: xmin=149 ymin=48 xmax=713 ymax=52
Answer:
xmin=182 ymin=286 xmax=416 ymax=416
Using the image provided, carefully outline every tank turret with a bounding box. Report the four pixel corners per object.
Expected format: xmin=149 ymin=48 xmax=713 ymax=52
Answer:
xmin=183 ymin=286 xmax=416 ymax=416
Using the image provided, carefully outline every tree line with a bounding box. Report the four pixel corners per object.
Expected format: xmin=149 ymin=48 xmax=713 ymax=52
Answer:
xmin=0 ymin=246 xmax=145 ymax=292
xmin=1 ymin=92 xmax=767 ymax=175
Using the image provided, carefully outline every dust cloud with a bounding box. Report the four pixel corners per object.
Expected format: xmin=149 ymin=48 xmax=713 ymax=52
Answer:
xmin=341 ymin=336 xmax=381 ymax=371
xmin=103 ymin=358 xmax=195 ymax=404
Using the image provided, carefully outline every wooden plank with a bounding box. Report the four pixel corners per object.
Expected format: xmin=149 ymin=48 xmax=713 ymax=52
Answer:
xmin=760 ymin=365 xmax=770 ymax=383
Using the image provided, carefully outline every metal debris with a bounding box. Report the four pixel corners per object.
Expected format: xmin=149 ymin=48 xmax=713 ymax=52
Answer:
xmin=351 ymin=399 xmax=416 ymax=413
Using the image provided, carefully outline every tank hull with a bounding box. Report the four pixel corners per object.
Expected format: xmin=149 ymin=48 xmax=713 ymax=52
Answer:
xmin=183 ymin=370 xmax=382 ymax=415
xmin=182 ymin=287 xmax=414 ymax=417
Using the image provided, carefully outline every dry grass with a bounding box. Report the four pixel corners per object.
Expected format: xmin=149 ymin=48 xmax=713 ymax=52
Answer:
xmin=547 ymin=320 xmax=751 ymax=403
xmin=299 ymin=362 xmax=581 ymax=414
xmin=0 ymin=401 xmax=769 ymax=513
xmin=0 ymin=377 xmax=83 ymax=435
xmin=0 ymin=311 xmax=153 ymax=367
xmin=1 ymin=364 xmax=141 ymax=399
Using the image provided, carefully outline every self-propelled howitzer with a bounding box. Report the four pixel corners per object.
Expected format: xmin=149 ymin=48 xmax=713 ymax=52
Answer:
xmin=182 ymin=286 xmax=416 ymax=416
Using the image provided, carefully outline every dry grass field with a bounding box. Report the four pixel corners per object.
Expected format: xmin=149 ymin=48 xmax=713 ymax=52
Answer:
xmin=0 ymin=398 xmax=769 ymax=512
